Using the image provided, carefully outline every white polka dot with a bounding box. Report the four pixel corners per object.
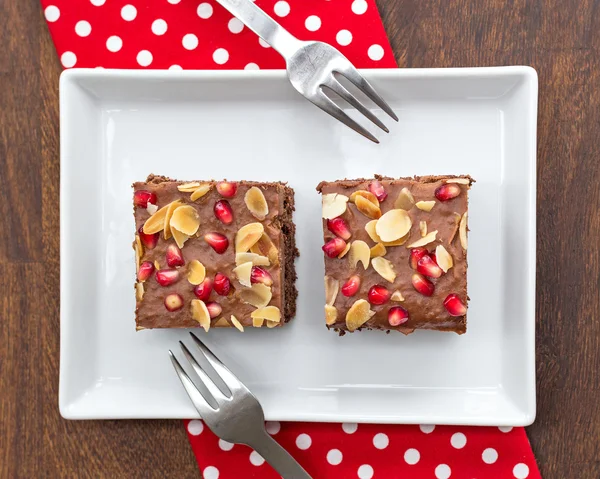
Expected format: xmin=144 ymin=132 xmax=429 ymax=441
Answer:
xmin=167 ymin=0 xmax=181 ymax=3
xmin=197 ymin=3 xmax=213 ymax=19
xmin=187 ymin=419 xmax=204 ymax=435
xmin=451 ymin=432 xmax=467 ymax=449
xmin=44 ymin=6 xmax=60 ymax=22
xmin=327 ymin=449 xmax=343 ymax=465
xmin=274 ymin=1 xmax=290 ymax=17
xmin=244 ymin=62 xmax=260 ymax=70
xmin=404 ymin=448 xmax=420 ymax=465
xmin=420 ymin=424 xmax=435 ymax=434
xmin=212 ymin=48 xmax=229 ymax=65
xmin=228 ymin=18 xmax=244 ymax=34
xmin=482 ymin=448 xmax=498 ymax=464
xmin=342 ymin=423 xmax=358 ymax=434
xmin=351 ymin=0 xmax=368 ymax=14
xmin=357 ymin=464 xmax=374 ymax=479
xmin=95 ymin=66 xmax=104 ymax=69
xmin=499 ymin=426 xmax=513 ymax=433
xmin=336 ymin=29 xmax=352 ymax=46
xmin=258 ymin=37 xmax=270 ymax=48
xmin=266 ymin=421 xmax=280 ymax=434
xmin=435 ymin=464 xmax=451 ymax=479
xmin=136 ymin=50 xmax=153 ymax=67
xmin=152 ymin=19 xmax=168 ymax=35
xmin=203 ymin=466 xmax=219 ymax=479
xmin=169 ymin=65 xmax=182 ymax=70
xmin=373 ymin=433 xmax=389 ymax=449
xmin=90 ymin=0 xmax=106 ymax=5
xmin=368 ymin=44 xmax=384 ymax=61
xmin=61 ymin=52 xmax=77 ymax=68
xmin=218 ymin=439 xmax=234 ymax=451
xmin=121 ymin=5 xmax=137 ymax=21
xmin=249 ymin=451 xmax=264 ymax=466
xmin=106 ymin=35 xmax=123 ymax=52
xmin=75 ymin=20 xmax=92 ymax=37
xmin=295 ymin=433 xmax=312 ymax=450
xmin=513 ymin=463 xmax=530 ymax=478
xmin=182 ymin=34 xmax=199 ymax=50
xmin=305 ymin=15 xmax=321 ymax=31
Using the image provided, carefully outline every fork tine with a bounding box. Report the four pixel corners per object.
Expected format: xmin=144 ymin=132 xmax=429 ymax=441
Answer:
xmin=169 ymin=350 xmax=217 ymax=414
xmin=338 ymin=67 xmax=399 ymax=122
xmin=180 ymin=341 xmax=230 ymax=402
xmin=325 ymin=80 xmax=389 ymax=133
xmin=309 ymin=93 xmax=379 ymax=143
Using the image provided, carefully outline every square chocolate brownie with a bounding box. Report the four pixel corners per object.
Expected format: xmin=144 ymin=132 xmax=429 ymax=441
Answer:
xmin=317 ymin=175 xmax=472 ymax=334
xmin=133 ymin=175 xmax=298 ymax=331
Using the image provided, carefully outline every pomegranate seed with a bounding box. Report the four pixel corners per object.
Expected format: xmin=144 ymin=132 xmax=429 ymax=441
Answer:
xmin=137 ymin=261 xmax=155 ymax=282
xmin=368 ymin=284 xmax=391 ymax=305
xmin=322 ymin=237 xmax=347 ymax=258
xmin=430 ymin=252 xmax=437 ymax=264
xmin=341 ymin=275 xmax=361 ymax=297
xmin=138 ymin=226 xmax=159 ymax=249
xmin=193 ymin=277 xmax=213 ymax=301
xmin=388 ymin=306 xmax=409 ymax=326
xmin=133 ymin=190 xmax=157 ymax=208
xmin=206 ymin=301 xmax=223 ymax=319
xmin=166 ymin=244 xmax=185 ymax=267
xmin=164 ymin=293 xmax=184 ymax=312
xmin=214 ymin=200 xmax=234 ymax=224
xmin=216 ymin=181 xmax=237 ymax=198
xmin=409 ymin=247 xmax=429 ymax=269
xmin=411 ymin=273 xmax=435 ymax=296
xmin=434 ymin=183 xmax=461 ymax=202
xmin=326 ymin=217 xmax=352 ymax=240
xmin=204 ymin=232 xmax=229 ymax=254
xmin=444 ymin=294 xmax=467 ymax=316
xmin=156 ymin=269 xmax=180 ymax=287
xmin=369 ymin=180 xmax=388 ymax=202
xmin=213 ymin=273 xmax=231 ymax=296
xmin=251 ymin=266 xmax=273 ymax=286
xmin=417 ymin=255 xmax=443 ymax=279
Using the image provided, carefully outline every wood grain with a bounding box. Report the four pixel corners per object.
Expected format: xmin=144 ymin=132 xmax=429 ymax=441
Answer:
xmin=0 ymin=1 xmax=598 ymax=477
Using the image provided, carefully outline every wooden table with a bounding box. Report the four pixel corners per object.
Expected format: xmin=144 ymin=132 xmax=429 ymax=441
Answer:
xmin=1 ymin=1 xmax=598 ymax=477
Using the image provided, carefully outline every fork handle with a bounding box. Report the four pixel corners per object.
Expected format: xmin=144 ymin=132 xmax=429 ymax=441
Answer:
xmin=248 ymin=431 xmax=312 ymax=479
xmin=214 ymin=0 xmax=303 ymax=59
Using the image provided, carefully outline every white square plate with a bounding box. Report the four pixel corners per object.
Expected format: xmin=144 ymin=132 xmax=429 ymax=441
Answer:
xmin=60 ymin=67 xmax=537 ymax=425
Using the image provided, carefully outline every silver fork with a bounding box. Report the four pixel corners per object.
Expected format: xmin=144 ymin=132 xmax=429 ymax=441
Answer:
xmin=215 ymin=0 xmax=398 ymax=143
xmin=170 ymin=332 xmax=312 ymax=479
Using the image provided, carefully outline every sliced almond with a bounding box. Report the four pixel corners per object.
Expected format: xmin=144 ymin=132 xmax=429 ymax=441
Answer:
xmin=252 ymin=317 xmax=264 ymax=328
xmin=355 ymin=195 xmax=382 ymax=219
xmin=266 ymin=320 xmax=279 ymax=328
xmin=146 ymin=203 xmax=158 ymax=215
xmin=435 ymin=245 xmax=453 ymax=272
xmin=187 ymin=260 xmax=206 ymax=285
xmin=231 ymin=315 xmax=244 ymax=332
xmin=190 ymin=183 xmax=212 ymax=201
xmin=407 ymin=230 xmax=438 ymax=248
xmin=448 ymin=212 xmax=462 ymax=243
xmin=459 ymin=212 xmax=468 ymax=250
xmin=365 ymin=220 xmax=408 ymax=246
xmin=172 ymin=228 xmax=190 ymax=248
xmin=250 ymin=233 xmax=279 ymax=266
xmin=446 ymin=178 xmax=470 ymax=184
xmin=345 ymin=299 xmax=375 ymax=332
xmin=376 ymin=209 xmax=412 ymax=242
xmin=370 ymin=243 xmax=387 ymax=258
xmin=191 ymin=299 xmax=211 ymax=332
xmin=371 ymin=256 xmax=396 ymax=283
xmin=394 ymin=187 xmax=414 ymax=210
xmin=235 ymin=223 xmax=264 ymax=253
xmin=170 ymin=205 xmax=200 ymax=236
xmin=251 ymin=306 xmax=281 ymax=323
xmin=337 ymin=242 xmax=351 ymax=259
xmin=324 ymin=276 xmax=339 ymax=306
xmin=134 ymin=235 xmax=143 ymax=271
xmin=235 ymin=252 xmax=270 ymax=267
xmin=239 ymin=283 xmax=272 ymax=308
xmin=163 ymin=200 xmax=184 ymax=240
xmin=135 ymin=282 xmax=144 ymax=301
xmin=154 ymin=260 xmax=160 ymax=270
xmin=349 ymin=190 xmax=380 ymax=207
xmin=349 ymin=240 xmax=370 ymax=270
xmin=322 ymin=193 xmax=349 ymax=219
xmin=325 ymin=305 xmax=338 ymax=325
xmin=391 ymin=290 xmax=404 ymax=302
xmin=420 ymin=220 xmax=428 ymax=237
xmin=177 ymin=182 xmax=202 ymax=192
xmin=233 ymin=261 xmax=253 ymax=287
xmin=244 ymin=187 xmax=269 ymax=220
xmin=415 ymin=201 xmax=436 ymax=212
xmin=142 ymin=203 xmax=169 ymax=234
xmin=214 ymin=317 xmax=230 ymax=328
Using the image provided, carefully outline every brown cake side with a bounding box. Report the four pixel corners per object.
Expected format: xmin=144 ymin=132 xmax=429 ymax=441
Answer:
xmin=317 ymin=175 xmax=472 ymax=335
xmin=133 ymin=175 xmax=298 ymax=331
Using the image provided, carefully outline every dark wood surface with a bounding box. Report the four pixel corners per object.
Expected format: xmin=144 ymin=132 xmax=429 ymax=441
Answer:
xmin=1 ymin=1 xmax=598 ymax=477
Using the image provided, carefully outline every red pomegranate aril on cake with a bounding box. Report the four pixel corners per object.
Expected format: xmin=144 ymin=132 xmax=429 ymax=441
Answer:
xmin=326 ymin=217 xmax=352 ymax=240
xmin=409 ymin=247 xmax=429 ymax=269
xmin=214 ymin=200 xmax=234 ymax=224
xmin=193 ymin=277 xmax=213 ymax=301
xmin=133 ymin=190 xmax=157 ymax=208
xmin=434 ymin=183 xmax=461 ymax=201
xmin=213 ymin=273 xmax=231 ymax=296
xmin=341 ymin=275 xmax=361 ymax=297
xmin=322 ymin=237 xmax=347 ymax=258
xmin=137 ymin=261 xmax=155 ymax=282
xmin=417 ymin=255 xmax=443 ymax=279
xmin=369 ymin=180 xmax=387 ymax=201
xmin=164 ymin=293 xmax=184 ymax=312
xmin=156 ymin=269 xmax=180 ymax=287
xmin=251 ymin=266 xmax=273 ymax=286
xmin=388 ymin=306 xmax=409 ymax=326
xmin=216 ymin=181 xmax=237 ymax=198
xmin=138 ymin=226 xmax=159 ymax=249
xmin=444 ymin=294 xmax=467 ymax=316
xmin=204 ymin=232 xmax=229 ymax=254
xmin=166 ymin=243 xmax=185 ymax=267
xmin=411 ymin=273 xmax=435 ymax=296
xmin=368 ymin=285 xmax=391 ymax=305
xmin=206 ymin=302 xmax=223 ymax=319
